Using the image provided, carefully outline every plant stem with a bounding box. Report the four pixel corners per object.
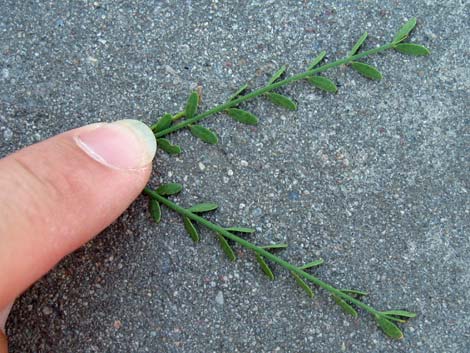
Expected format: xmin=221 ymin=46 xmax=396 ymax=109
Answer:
xmin=153 ymin=42 xmax=395 ymax=138
xmin=171 ymin=111 xmax=185 ymax=121
xmin=143 ymin=187 xmax=382 ymax=317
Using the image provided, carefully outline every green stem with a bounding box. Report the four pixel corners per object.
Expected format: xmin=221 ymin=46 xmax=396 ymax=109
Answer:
xmin=154 ymin=42 xmax=395 ymax=138
xmin=143 ymin=187 xmax=382 ymax=317
xmin=171 ymin=111 xmax=185 ymax=122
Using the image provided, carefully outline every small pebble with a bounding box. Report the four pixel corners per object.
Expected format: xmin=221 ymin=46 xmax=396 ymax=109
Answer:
xmin=42 ymin=306 xmax=53 ymax=315
xmin=252 ymin=207 xmax=263 ymax=217
xmin=215 ymin=291 xmax=224 ymax=305
xmin=113 ymin=320 xmax=122 ymax=329
xmin=198 ymin=162 xmax=206 ymax=171
xmin=3 ymin=128 xmax=13 ymax=141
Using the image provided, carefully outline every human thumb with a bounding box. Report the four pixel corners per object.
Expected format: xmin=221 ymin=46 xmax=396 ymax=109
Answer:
xmin=0 ymin=119 xmax=156 ymax=312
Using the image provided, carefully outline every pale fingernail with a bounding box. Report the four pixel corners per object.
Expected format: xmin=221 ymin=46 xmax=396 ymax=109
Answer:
xmin=75 ymin=119 xmax=156 ymax=170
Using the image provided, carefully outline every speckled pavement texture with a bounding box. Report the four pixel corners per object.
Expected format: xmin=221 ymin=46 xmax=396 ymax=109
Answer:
xmin=0 ymin=1 xmax=468 ymax=352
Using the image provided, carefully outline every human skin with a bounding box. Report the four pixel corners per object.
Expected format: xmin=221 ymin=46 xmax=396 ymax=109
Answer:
xmin=0 ymin=119 xmax=157 ymax=352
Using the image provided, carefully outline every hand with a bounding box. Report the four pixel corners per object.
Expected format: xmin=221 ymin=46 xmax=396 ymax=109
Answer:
xmin=0 ymin=120 xmax=156 ymax=351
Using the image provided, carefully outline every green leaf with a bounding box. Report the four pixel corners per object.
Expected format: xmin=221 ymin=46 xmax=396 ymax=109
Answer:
xmin=226 ymin=108 xmax=259 ymax=125
xmin=260 ymin=243 xmax=288 ymax=250
xmin=393 ymin=17 xmax=417 ymax=43
xmin=349 ymin=31 xmax=368 ymax=56
xmin=183 ymin=216 xmax=200 ymax=242
xmin=299 ymin=259 xmax=324 ymax=269
xmin=188 ymin=202 xmax=218 ymax=213
xmin=351 ymin=61 xmax=383 ymax=80
xmin=265 ymin=92 xmax=297 ymax=111
xmin=255 ymin=254 xmax=275 ymax=280
xmin=340 ymin=289 xmax=368 ymax=296
xmin=218 ymin=234 xmax=236 ymax=261
xmin=189 ymin=125 xmax=218 ymax=144
xmin=157 ymin=138 xmax=182 ymax=155
xmin=153 ymin=113 xmax=173 ymax=132
xmin=149 ymin=199 xmax=161 ymax=223
xmin=185 ymin=91 xmax=199 ymax=119
xmin=308 ymin=50 xmax=326 ymax=70
xmin=376 ymin=315 xmax=404 ymax=339
xmin=229 ymin=83 xmax=249 ymax=101
xmin=381 ymin=310 xmax=416 ymax=318
xmin=225 ymin=227 xmax=256 ymax=234
xmin=382 ymin=315 xmax=407 ymax=323
xmin=394 ymin=43 xmax=430 ymax=56
xmin=268 ymin=65 xmax=287 ymax=84
xmin=308 ymin=76 xmax=338 ymax=93
xmin=156 ymin=183 xmax=183 ymax=196
xmin=332 ymin=295 xmax=358 ymax=317
xmin=291 ymin=271 xmax=314 ymax=298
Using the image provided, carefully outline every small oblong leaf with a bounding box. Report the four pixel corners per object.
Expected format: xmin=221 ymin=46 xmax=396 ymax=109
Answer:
xmin=189 ymin=125 xmax=218 ymax=144
xmin=349 ymin=31 xmax=368 ymax=56
xmin=394 ymin=43 xmax=430 ymax=56
xmin=268 ymin=65 xmax=287 ymax=84
xmin=188 ymin=202 xmax=218 ymax=213
xmin=218 ymin=234 xmax=236 ymax=261
xmin=156 ymin=183 xmax=183 ymax=196
xmin=185 ymin=91 xmax=199 ymax=119
xmin=376 ymin=315 xmax=404 ymax=339
xmin=265 ymin=92 xmax=297 ymax=111
xmin=229 ymin=83 xmax=249 ymax=101
xmin=183 ymin=216 xmax=199 ymax=242
xmin=381 ymin=310 xmax=416 ymax=318
xmin=226 ymin=108 xmax=259 ymax=125
xmin=149 ymin=199 xmax=161 ymax=223
xmin=256 ymin=254 xmax=275 ymax=280
xmin=382 ymin=315 xmax=407 ymax=323
xmin=308 ymin=50 xmax=326 ymax=70
xmin=291 ymin=271 xmax=314 ymax=298
xmin=153 ymin=113 xmax=173 ymax=132
xmin=225 ymin=227 xmax=255 ymax=234
xmin=299 ymin=259 xmax=324 ymax=270
xmin=393 ymin=17 xmax=417 ymax=43
xmin=332 ymin=295 xmax=358 ymax=317
xmin=308 ymin=76 xmax=338 ymax=93
xmin=157 ymin=138 xmax=182 ymax=155
xmin=340 ymin=289 xmax=368 ymax=296
xmin=351 ymin=61 xmax=383 ymax=80
xmin=260 ymin=243 xmax=288 ymax=250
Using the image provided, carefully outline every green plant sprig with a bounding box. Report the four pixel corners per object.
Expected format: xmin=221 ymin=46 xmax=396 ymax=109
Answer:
xmin=145 ymin=18 xmax=427 ymax=339
xmin=144 ymin=185 xmax=416 ymax=339
xmin=151 ymin=18 xmax=429 ymax=151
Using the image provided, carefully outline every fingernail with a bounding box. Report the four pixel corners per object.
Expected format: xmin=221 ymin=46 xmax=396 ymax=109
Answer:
xmin=75 ymin=119 xmax=156 ymax=170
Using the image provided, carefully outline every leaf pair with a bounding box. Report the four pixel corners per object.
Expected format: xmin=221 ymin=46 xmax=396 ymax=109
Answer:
xmin=183 ymin=202 xmax=218 ymax=243
xmin=331 ymin=289 xmax=368 ymax=318
xmin=255 ymin=243 xmax=288 ymax=280
xmin=265 ymin=66 xmax=297 ymax=111
xmin=148 ymin=183 xmax=183 ymax=223
xmin=155 ymin=114 xmax=182 ymax=155
xmin=375 ymin=311 xmax=416 ymax=340
xmin=393 ymin=18 xmax=430 ymax=56
xmin=217 ymin=226 xmax=256 ymax=261
xmin=183 ymin=91 xmax=220 ymax=145
xmin=306 ymin=51 xmax=337 ymax=92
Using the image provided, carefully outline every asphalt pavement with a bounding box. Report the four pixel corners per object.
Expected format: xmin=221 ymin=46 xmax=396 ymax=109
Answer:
xmin=0 ymin=1 xmax=468 ymax=352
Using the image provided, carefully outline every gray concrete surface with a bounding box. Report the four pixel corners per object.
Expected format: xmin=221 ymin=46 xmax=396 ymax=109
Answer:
xmin=1 ymin=1 xmax=468 ymax=352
